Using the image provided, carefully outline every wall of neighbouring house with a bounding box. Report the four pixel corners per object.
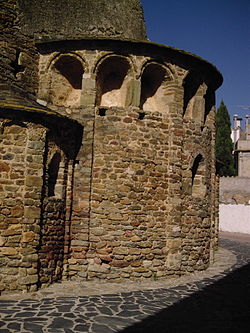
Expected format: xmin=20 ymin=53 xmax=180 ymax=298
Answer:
xmin=219 ymin=176 xmax=250 ymax=234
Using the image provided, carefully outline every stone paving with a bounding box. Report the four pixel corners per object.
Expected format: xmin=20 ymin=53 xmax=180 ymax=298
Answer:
xmin=0 ymin=232 xmax=250 ymax=333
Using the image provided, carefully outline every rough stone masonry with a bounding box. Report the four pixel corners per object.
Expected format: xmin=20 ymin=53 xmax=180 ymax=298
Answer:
xmin=0 ymin=0 xmax=223 ymax=294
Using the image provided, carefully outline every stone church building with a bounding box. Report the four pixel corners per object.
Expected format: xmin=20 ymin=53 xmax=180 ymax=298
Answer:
xmin=0 ymin=0 xmax=223 ymax=294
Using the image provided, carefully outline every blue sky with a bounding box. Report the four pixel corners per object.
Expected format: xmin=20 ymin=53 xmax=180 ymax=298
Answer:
xmin=141 ymin=0 xmax=250 ymax=122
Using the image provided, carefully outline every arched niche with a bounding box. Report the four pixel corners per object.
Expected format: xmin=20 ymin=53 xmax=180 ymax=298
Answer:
xmin=49 ymin=55 xmax=84 ymax=107
xmin=183 ymin=72 xmax=206 ymax=122
xmin=140 ymin=63 xmax=171 ymax=113
xmin=96 ymin=56 xmax=130 ymax=108
xmin=191 ymin=154 xmax=207 ymax=198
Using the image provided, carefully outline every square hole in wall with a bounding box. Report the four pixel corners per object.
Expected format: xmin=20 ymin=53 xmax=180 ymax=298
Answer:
xmin=98 ymin=108 xmax=107 ymax=116
xmin=138 ymin=112 xmax=146 ymax=120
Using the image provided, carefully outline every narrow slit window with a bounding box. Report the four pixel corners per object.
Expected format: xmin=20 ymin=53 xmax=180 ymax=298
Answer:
xmin=191 ymin=154 xmax=206 ymax=198
xmin=48 ymin=152 xmax=61 ymax=197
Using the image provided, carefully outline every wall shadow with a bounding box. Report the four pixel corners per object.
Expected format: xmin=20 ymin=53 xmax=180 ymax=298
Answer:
xmin=120 ymin=261 xmax=250 ymax=333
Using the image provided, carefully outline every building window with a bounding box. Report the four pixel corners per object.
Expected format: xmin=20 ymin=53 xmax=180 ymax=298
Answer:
xmin=48 ymin=152 xmax=61 ymax=197
xmin=203 ymin=88 xmax=215 ymax=127
xmin=191 ymin=154 xmax=206 ymax=198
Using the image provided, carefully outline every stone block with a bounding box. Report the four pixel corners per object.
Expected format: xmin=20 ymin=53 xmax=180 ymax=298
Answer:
xmin=130 ymin=260 xmax=142 ymax=267
xmin=21 ymin=232 xmax=36 ymax=243
xmin=68 ymin=264 xmax=85 ymax=271
xmin=133 ymin=267 xmax=148 ymax=273
xmin=91 ymin=227 xmax=105 ymax=236
xmin=88 ymin=263 xmax=110 ymax=273
xmin=110 ymin=260 xmax=129 ymax=268
xmin=113 ymin=247 xmax=129 ymax=255
xmin=24 ymin=207 xmax=41 ymax=219
xmin=0 ymin=162 xmax=10 ymax=172
xmin=0 ymin=236 xmax=5 ymax=246
xmin=128 ymin=248 xmax=141 ymax=255
xmin=68 ymin=258 xmax=77 ymax=265
xmin=0 ymin=267 xmax=18 ymax=275
xmin=20 ymin=248 xmax=36 ymax=255
xmin=1 ymin=208 xmax=11 ymax=216
xmin=131 ymin=236 xmax=142 ymax=242
xmin=78 ymin=271 xmax=87 ymax=278
xmin=96 ymin=248 xmax=112 ymax=255
xmin=81 ymin=93 xmax=96 ymax=106
xmin=22 ymin=254 xmax=38 ymax=262
xmin=1 ymin=225 xmax=22 ymax=236
xmin=96 ymin=241 xmax=107 ymax=249
xmin=99 ymin=255 xmax=112 ymax=262
xmin=19 ymin=275 xmax=38 ymax=285
xmin=0 ymin=247 xmax=18 ymax=255
xmin=11 ymin=206 xmax=24 ymax=218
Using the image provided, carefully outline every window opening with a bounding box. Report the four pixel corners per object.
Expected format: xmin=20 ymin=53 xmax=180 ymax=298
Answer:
xmin=204 ymin=88 xmax=215 ymax=127
xmin=98 ymin=108 xmax=107 ymax=116
xmin=48 ymin=152 xmax=61 ymax=197
xmin=11 ymin=50 xmax=25 ymax=78
xmin=191 ymin=154 xmax=206 ymax=198
xmin=138 ymin=112 xmax=146 ymax=120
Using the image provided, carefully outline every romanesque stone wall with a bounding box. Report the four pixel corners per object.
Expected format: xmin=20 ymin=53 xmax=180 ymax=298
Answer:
xmin=220 ymin=177 xmax=250 ymax=204
xmin=0 ymin=120 xmax=46 ymax=293
xmin=181 ymin=122 xmax=214 ymax=272
xmin=38 ymin=133 xmax=78 ymax=288
xmin=88 ymin=107 xmax=170 ymax=280
xmin=39 ymin=197 xmax=65 ymax=288
xmin=181 ymin=82 xmax=219 ymax=270
xmin=0 ymin=1 xmax=222 ymax=294
xmin=36 ymin=40 xmax=221 ymax=282
xmin=0 ymin=109 xmax=82 ymax=294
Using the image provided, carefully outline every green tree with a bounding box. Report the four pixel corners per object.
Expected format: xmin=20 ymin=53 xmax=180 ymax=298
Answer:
xmin=215 ymin=101 xmax=235 ymax=176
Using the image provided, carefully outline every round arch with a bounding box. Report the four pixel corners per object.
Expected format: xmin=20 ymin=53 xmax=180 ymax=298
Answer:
xmin=139 ymin=60 xmax=175 ymax=81
xmin=47 ymin=52 xmax=87 ymax=72
xmin=93 ymin=53 xmax=135 ymax=76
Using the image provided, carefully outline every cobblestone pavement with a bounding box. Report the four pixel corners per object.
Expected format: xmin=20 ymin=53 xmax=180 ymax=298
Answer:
xmin=0 ymin=232 xmax=250 ymax=333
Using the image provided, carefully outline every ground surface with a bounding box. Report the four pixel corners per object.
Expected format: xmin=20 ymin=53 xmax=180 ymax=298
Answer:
xmin=0 ymin=232 xmax=249 ymax=332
